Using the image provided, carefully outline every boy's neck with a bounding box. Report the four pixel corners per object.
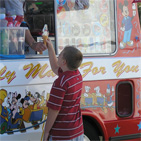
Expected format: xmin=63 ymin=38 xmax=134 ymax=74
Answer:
xmin=61 ymin=66 xmax=73 ymax=72
xmin=61 ymin=67 xmax=70 ymax=72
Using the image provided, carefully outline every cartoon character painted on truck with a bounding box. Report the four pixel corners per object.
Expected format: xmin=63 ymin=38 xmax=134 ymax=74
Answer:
xmin=0 ymin=89 xmax=48 ymax=134
xmin=119 ymin=0 xmax=136 ymax=49
xmin=0 ymin=0 xmax=141 ymax=141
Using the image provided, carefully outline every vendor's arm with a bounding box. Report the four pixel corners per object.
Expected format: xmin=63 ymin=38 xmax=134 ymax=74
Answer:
xmin=43 ymin=108 xmax=59 ymax=141
xmin=46 ymin=39 xmax=59 ymax=75
xmin=25 ymin=30 xmax=47 ymax=52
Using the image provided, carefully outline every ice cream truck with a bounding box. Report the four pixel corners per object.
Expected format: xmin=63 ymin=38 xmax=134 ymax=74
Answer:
xmin=0 ymin=0 xmax=141 ymax=140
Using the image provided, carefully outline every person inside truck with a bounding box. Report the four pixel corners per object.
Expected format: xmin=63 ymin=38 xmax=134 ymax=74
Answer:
xmin=0 ymin=0 xmax=47 ymax=53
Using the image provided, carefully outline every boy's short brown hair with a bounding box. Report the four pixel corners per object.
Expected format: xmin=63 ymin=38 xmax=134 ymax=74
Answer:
xmin=62 ymin=46 xmax=83 ymax=70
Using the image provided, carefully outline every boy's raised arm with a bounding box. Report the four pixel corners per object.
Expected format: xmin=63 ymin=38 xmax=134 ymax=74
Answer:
xmin=46 ymin=39 xmax=59 ymax=75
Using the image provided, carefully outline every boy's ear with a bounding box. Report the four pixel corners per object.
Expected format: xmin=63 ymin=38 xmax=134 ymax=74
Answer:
xmin=62 ymin=59 xmax=67 ymax=65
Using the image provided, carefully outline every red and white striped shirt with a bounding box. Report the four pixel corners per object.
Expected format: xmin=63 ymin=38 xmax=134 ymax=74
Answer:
xmin=47 ymin=68 xmax=84 ymax=140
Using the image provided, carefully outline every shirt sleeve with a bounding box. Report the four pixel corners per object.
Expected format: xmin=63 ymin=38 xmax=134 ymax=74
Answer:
xmin=47 ymin=77 xmax=66 ymax=111
xmin=4 ymin=0 xmax=24 ymax=16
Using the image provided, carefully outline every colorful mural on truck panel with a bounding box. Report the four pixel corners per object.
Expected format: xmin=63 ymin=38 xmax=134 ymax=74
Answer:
xmin=81 ymin=83 xmax=115 ymax=114
xmin=117 ymin=0 xmax=141 ymax=57
xmin=0 ymin=89 xmax=49 ymax=135
xmin=0 ymin=79 xmax=140 ymax=136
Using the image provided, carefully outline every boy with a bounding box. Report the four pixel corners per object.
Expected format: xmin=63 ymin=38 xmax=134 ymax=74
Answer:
xmin=43 ymin=39 xmax=84 ymax=141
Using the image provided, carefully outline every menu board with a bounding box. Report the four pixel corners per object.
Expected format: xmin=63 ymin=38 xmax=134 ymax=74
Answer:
xmin=56 ymin=0 xmax=115 ymax=54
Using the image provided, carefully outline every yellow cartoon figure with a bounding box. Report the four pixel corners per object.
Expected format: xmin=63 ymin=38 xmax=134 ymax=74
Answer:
xmin=0 ymin=89 xmax=8 ymax=134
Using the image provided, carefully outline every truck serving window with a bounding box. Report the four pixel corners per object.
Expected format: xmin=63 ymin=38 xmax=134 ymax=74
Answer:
xmin=56 ymin=0 xmax=116 ymax=55
xmin=24 ymin=0 xmax=56 ymax=57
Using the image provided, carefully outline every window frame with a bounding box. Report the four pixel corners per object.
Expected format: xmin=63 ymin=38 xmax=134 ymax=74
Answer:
xmin=56 ymin=0 xmax=118 ymax=57
xmin=25 ymin=0 xmax=118 ymax=59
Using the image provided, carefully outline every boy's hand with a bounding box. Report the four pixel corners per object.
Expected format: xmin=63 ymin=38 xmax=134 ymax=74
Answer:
xmin=43 ymin=132 xmax=49 ymax=141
